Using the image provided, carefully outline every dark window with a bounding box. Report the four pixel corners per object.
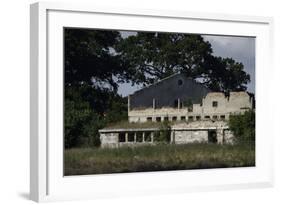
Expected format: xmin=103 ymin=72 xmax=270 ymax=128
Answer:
xmin=220 ymin=115 xmax=225 ymax=120
xmin=154 ymin=131 xmax=160 ymax=142
xmin=178 ymin=79 xmax=183 ymax=86
xmin=196 ymin=116 xmax=201 ymax=120
xmin=174 ymin=99 xmax=178 ymax=108
xmin=208 ymin=130 xmax=217 ymax=143
xmin=118 ymin=133 xmax=125 ymax=142
xmin=172 ymin=116 xmax=177 ymax=121
xmin=147 ymin=117 xmax=152 ymax=122
xmin=145 ymin=132 xmax=151 ymax=142
xmin=212 ymin=101 xmax=218 ymax=107
xmin=188 ymin=116 xmax=194 ymax=121
xmin=136 ymin=132 xmax=143 ymax=142
xmin=205 ymin=115 xmax=210 ymax=119
xmin=128 ymin=132 xmax=135 ymax=142
xmin=164 ymin=116 xmax=169 ymax=121
xmin=156 ymin=117 xmax=161 ymax=122
xmin=181 ymin=116 xmax=186 ymax=121
xmin=213 ymin=115 xmax=218 ymax=119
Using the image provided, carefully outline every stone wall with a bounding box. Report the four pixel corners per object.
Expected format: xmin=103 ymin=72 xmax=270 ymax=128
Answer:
xmin=100 ymin=129 xmax=156 ymax=148
xmin=223 ymin=130 xmax=235 ymax=144
xmin=99 ymin=121 xmax=235 ymax=148
xmin=173 ymin=130 xmax=208 ymax=144
xmin=128 ymin=91 xmax=253 ymax=123
xmin=100 ymin=133 xmax=119 ymax=148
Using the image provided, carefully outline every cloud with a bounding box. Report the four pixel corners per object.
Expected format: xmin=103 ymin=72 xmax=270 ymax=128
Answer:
xmin=203 ymin=35 xmax=255 ymax=93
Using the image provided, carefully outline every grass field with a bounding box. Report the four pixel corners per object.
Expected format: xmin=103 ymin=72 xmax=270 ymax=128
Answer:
xmin=64 ymin=143 xmax=255 ymax=176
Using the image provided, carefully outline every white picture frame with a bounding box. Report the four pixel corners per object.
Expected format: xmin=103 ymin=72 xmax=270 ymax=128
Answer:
xmin=30 ymin=2 xmax=274 ymax=202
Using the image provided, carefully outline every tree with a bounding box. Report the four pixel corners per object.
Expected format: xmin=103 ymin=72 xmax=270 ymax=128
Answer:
xmin=64 ymin=97 xmax=98 ymax=148
xmin=117 ymin=32 xmax=250 ymax=92
xmin=202 ymin=56 xmax=250 ymax=92
xmin=64 ymin=28 xmax=126 ymax=91
xmin=64 ymin=85 xmax=128 ymax=148
xmin=116 ymin=33 xmax=212 ymax=85
xmin=64 ymin=29 xmax=129 ymax=148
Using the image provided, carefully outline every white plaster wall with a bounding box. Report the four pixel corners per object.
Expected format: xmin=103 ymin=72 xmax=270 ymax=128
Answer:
xmin=202 ymin=92 xmax=227 ymax=114
xmin=227 ymin=92 xmax=252 ymax=114
xmin=224 ymin=130 xmax=235 ymax=144
xmin=174 ymin=130 xmax=208 ymax=144
xmin=192 ymin=104 xmax=203 ymax=114
xmin=100 ymin=133 xmax=119 ymax=148
xmin=128 ymin=92 xmax=252 ymax=123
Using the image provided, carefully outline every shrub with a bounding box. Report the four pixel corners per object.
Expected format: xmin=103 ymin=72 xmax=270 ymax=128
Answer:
xmin=228 ymin=110 xmax=255 ymax=144
xmin=154 ymin=121 xmax=171 ymax=143
xmin=64 ymin=98 xmax=104 ymax=148
xmin=64 ymin=86 xmax=127 ymax=148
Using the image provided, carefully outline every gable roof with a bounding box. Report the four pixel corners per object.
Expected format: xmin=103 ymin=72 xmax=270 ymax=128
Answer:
xmin=131 ymin=73 xmax=209 ymax=96
xmin=129 ymin=73 xmax=211 ymax=109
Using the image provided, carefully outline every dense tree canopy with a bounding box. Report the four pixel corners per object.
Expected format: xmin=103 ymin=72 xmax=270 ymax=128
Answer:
xmin=65 ymin=29 xmax=124 ymax=91
xmin=228 ymin=110 xmax=255 ymax=144
xmin=201 ymin=56 xmax=250 ymax=92
xmin=116 ymin=32 xmax=250 ymax=92
xmin=64 ymin=85 xmax=128 ymax=148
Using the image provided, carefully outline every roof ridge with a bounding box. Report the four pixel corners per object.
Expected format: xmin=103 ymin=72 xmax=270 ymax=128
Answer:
xmin=133 ymin=72 xmax=180 ymax=94
xmin=127 ymin=72 xmax=212 ymax=97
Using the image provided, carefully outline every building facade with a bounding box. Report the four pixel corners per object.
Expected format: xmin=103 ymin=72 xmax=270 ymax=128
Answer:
xmin=99 ymin=73 xmax=254 ymax=148
xmin=128 ymin=91 xmax=253 ymax=123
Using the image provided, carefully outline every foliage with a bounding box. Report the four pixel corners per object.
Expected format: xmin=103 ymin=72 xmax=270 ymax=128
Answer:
xmin=64 ymin=97 xmax=96 ymax=148
xmin=154 ymin=121 xmax=171 ymax=143
xmin=64 ymin=143 xmax=255 ymax=175
xmin=116 ymin=32 xmax=250 ymax=93
xmin=203 ymin=56 xmax=250 ymax=92
xmin=228 ymin=110 xmax=255 ymax=144
xmin=64 ymin=86 xmax=127 ymax=148
xmin=64 ymin=87 xmax=105 ymax=148
xmin=64 ymin=29 xmax=124 ymax=90
xmin=64 ymin=29 xmax=129 ymax=148
xmin=116 ymin=33 xmax=212 ymax=84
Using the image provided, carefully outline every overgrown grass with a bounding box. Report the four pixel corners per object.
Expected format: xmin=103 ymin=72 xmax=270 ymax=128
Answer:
xmin=64 ymin=143 xmax=255 ymax=176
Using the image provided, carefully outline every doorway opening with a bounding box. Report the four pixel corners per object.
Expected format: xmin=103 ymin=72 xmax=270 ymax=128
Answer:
xmin=208 ymin=130 xmax=217 ymax=143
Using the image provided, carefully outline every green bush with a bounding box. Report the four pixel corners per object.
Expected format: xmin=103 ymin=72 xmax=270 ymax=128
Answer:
xmin=228 ymin=110 xmax=255 ymax=144
xmin=64 ymin=86 xmax=128 ymax=149
xmin=64 ymin=98 xmax=104 ymax=148
xmin=154 ymin=121 xmax=171 ymax=143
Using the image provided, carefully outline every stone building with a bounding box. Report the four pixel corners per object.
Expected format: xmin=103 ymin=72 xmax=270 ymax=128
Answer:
xmin=99 ymin=73 xmax=254 ymax=148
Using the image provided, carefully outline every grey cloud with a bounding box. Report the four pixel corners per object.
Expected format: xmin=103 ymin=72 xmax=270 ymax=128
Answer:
xmin=203 ymin=35 xmax=255 ymax=93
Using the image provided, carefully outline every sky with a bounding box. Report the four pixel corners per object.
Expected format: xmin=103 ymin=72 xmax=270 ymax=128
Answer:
xmin=202 ymin=35 xmax=255 ymax=94
xmin=117 ymin=32 xmax=255 ymax=96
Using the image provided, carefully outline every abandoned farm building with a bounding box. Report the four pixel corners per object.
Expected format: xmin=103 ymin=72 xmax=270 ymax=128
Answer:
xmin=99 ymin=73 xmax=254 ymax=148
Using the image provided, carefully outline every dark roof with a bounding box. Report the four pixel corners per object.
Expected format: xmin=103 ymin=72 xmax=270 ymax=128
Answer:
xmin=129 ymin=73 xmax=211 ymax=109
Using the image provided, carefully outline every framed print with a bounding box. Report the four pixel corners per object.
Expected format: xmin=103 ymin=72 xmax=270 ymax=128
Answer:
xmin=30 ymin=2 xmax=274 ymax=202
